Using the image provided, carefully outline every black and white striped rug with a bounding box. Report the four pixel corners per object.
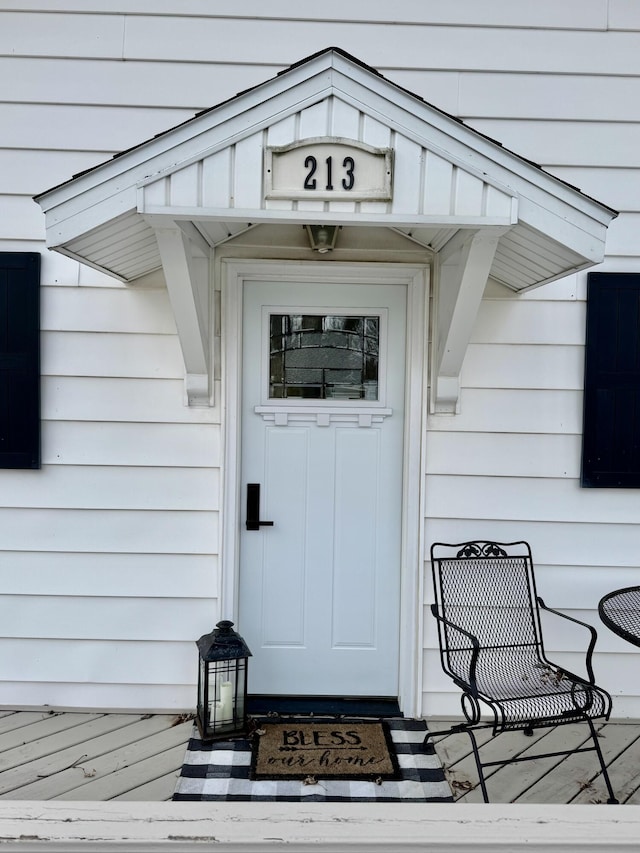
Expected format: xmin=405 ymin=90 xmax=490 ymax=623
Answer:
xmin=172 ymin=717 xmax=452 ymax=802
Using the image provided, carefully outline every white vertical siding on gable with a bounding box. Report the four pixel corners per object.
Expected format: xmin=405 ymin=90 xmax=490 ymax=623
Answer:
xmin=147 ymin=100 xmax=514 ymax=224
xmin=202 ymin=148 xmax=233 ymax=209
xmin=233 ymin=134 xmax=265 ymax=210
xmin=1 ymin=1 xmax=639 ymax=717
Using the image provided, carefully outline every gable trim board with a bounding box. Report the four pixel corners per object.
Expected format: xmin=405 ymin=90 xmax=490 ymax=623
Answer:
xmin=34 ymin=48 xmax=617 ymax=413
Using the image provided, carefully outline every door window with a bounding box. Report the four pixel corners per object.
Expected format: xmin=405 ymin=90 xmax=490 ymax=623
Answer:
xmin=269 ymin=313 xmax=380 ymax=401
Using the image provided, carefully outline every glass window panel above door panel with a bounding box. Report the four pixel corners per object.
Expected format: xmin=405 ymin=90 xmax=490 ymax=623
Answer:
xmin=269 ymin=313 xmax=379 ymax=400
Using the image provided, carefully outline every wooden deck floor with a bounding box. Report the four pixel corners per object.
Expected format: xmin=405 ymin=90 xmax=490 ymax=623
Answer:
xmin=429 ymin=718 xmax=640 ymax=805
xmin=0 ymin=709 xmax=638 ymax=803
xmin=0 ymin=709 xmax=194 ymax=801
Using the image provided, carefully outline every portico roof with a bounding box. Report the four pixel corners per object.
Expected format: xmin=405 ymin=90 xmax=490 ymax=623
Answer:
xmin=34 ymin=47 xmax=617 ymax=409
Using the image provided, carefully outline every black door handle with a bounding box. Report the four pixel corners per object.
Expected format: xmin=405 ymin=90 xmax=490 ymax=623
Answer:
xmin=246 ymin=483 xmax=274 ymax=531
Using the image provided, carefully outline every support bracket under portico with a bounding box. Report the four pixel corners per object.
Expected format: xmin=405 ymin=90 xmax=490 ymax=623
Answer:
xmin=432 ymin=227 xmax=509 ymax=414
xmin=153 ymin=221 xmax=212 ymax=407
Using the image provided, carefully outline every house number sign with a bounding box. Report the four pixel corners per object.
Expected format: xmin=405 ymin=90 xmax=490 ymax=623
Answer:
xmin=265 ymin=137 xmax=393 ymax=202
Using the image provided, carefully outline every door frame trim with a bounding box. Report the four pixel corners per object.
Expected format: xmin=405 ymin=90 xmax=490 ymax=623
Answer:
xmin=220 ymin=259 xmax=429 ymax=717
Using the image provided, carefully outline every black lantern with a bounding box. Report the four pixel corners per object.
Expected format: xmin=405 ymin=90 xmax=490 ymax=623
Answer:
xmin=196 ymin=620 xmax=252 ymax=741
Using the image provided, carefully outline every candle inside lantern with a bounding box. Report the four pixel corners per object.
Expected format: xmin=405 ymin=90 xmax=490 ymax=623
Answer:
xmin=220 ymin=680 xmax=233 ymax=723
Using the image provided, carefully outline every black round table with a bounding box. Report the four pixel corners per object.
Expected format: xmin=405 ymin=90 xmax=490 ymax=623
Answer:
xmin=598 ymin=586 xmax=640 ymax=648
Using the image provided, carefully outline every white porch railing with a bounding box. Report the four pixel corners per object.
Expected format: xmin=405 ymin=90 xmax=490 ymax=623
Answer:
xmin=0 ymin=803 xmax=638 ymax=851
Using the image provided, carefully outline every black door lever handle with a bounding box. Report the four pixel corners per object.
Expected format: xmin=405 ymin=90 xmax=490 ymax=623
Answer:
xmin=246 ymin=483 xmax=274 ymax=531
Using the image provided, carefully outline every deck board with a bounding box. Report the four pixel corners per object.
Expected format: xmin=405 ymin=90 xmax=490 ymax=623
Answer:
xmin=0 ymin=715 xmax=191 ymax=800
xmin=0 ymin=710 xmax=638 ymax=802
xmin=112 ymin=770 xmax=182 ymax=801
xmin=457 ymin=723 xmax=602 ymax=804
xmin=0 ymin=714 xmax=152 ymax=794
xmin=53 ymin=742 xmax=190 ymax=801
xmin=570 ymin=725 xmax=640 ymax=805
xmin=0 ymin=711 xmax=193 ymax=801
xmin=429 ymin=718 xmax=640 ymax=805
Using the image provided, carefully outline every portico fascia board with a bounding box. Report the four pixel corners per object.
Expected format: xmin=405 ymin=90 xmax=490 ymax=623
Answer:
xmin=139 ymin=205 xmax=517 ymax=229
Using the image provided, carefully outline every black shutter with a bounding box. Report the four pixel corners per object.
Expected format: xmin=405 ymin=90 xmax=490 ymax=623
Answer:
xmin=582 ymin=272 xmax=640 ymax=487
xmin=0 ymin=253 xmax=40 ymax=469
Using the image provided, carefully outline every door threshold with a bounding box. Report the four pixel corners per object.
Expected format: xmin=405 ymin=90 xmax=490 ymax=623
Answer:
xmin=247 ymin=695 xmax=402 ymax=717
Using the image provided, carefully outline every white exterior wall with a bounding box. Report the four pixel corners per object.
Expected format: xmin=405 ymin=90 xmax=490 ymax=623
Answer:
xmin=2 ymin=1 xmax=639 ymax=714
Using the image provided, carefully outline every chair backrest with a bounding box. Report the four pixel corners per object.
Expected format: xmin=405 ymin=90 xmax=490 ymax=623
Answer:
xmin=430 ymin=541 xmax=543 ymax=660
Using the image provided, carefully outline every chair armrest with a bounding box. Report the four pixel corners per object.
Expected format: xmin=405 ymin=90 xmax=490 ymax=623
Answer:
xmin=537 ymin=596 xmax=597 ymax=684
xmin=430 ymin=603 xmax=481 ymax=693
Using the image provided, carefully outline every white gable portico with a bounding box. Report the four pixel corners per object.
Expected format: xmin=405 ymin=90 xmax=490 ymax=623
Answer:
xmin=34 ymin=48 xmax=616 ymax=717
xmin=36 ymin=48 xmax=616 ymax=413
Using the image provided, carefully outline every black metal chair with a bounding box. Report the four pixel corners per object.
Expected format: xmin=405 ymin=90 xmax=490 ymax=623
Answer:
xmin=424 ymin=540 xmax=617 ymax=803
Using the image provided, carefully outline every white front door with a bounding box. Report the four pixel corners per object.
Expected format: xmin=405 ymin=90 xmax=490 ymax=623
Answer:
xmin=238 ymin=274 xmax=407 ymax=697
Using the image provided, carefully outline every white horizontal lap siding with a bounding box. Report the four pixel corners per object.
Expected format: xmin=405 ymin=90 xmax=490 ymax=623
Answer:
xmin=423 ymin=282 xmax=634 ymax=717
xmin=43 ymin=422 xmax=219 ymax=467
xmin=0 ymin=639 xmax=195 ymax=689
xmin=0 ymin=466 xmax=218 ymax=511
xmin=426 ymin=476 xmax=640 ymax=526
xmin=0 ymin=595 xmax=216 ymax=642
xmin=2 ymin=271 xmax=219 ymax=708
xmin=0 ymin=57 xmax=272 ymax=111
xmin=1 ymin=3 xmax=638 ymax=720
xmin=0 ymin=0 xmax=613 ymax=28
xmin=549 ymin=167 xmax=640 ymax=218
xmin=426 ymin=433 xmax=581 ymax=479
xmin=467 ymin=120 xmax=640 ymax=170
xmin=0 ymin=104 xmax=194 ymax=154
xmin=116 ymin=18 xmax=636 ymax=75
xmin=0 ymin=552 xmax=218 ymax=598
xmin=43 ymin=331 xmax=183 ymax=379
xmin=422 ymin=45 xmax=621 ymax=712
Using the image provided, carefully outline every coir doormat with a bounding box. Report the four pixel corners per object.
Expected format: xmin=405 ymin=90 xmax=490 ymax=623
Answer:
xmin=172 ymin=717 xmax=453 ymax=802
xmin=251 ymin=720 xmax=400 ymax=780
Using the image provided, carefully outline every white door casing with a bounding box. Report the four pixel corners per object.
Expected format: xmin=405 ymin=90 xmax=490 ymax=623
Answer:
xmin=221 ymin=261 xmax=428 ymax=714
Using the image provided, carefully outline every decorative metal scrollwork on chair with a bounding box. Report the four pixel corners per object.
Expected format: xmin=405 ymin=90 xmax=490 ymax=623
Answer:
xmin=424 ymin=540 xmax=618 ymax=803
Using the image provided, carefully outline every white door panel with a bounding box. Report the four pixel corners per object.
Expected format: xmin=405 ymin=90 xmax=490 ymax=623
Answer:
xmin=239 ymin=278 xmax=406 ymax=696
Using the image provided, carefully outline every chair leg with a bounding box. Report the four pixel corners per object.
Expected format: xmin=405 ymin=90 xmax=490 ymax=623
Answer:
xmin=426 ymin=718 xmax=618 ymax=804
xmin=586 ymin=718 xmax=618 ymax=804
xmin=423 ymin=724 xmax=490 ymax=802
xmin=464 ymin=727 xmax=490 ymax=803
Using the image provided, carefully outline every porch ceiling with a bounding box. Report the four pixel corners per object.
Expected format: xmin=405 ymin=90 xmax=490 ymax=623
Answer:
xmin=34 ymin=47 xmax=618 ymax=410
xmin=55 ymin=212 xmax=586 ymax=296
